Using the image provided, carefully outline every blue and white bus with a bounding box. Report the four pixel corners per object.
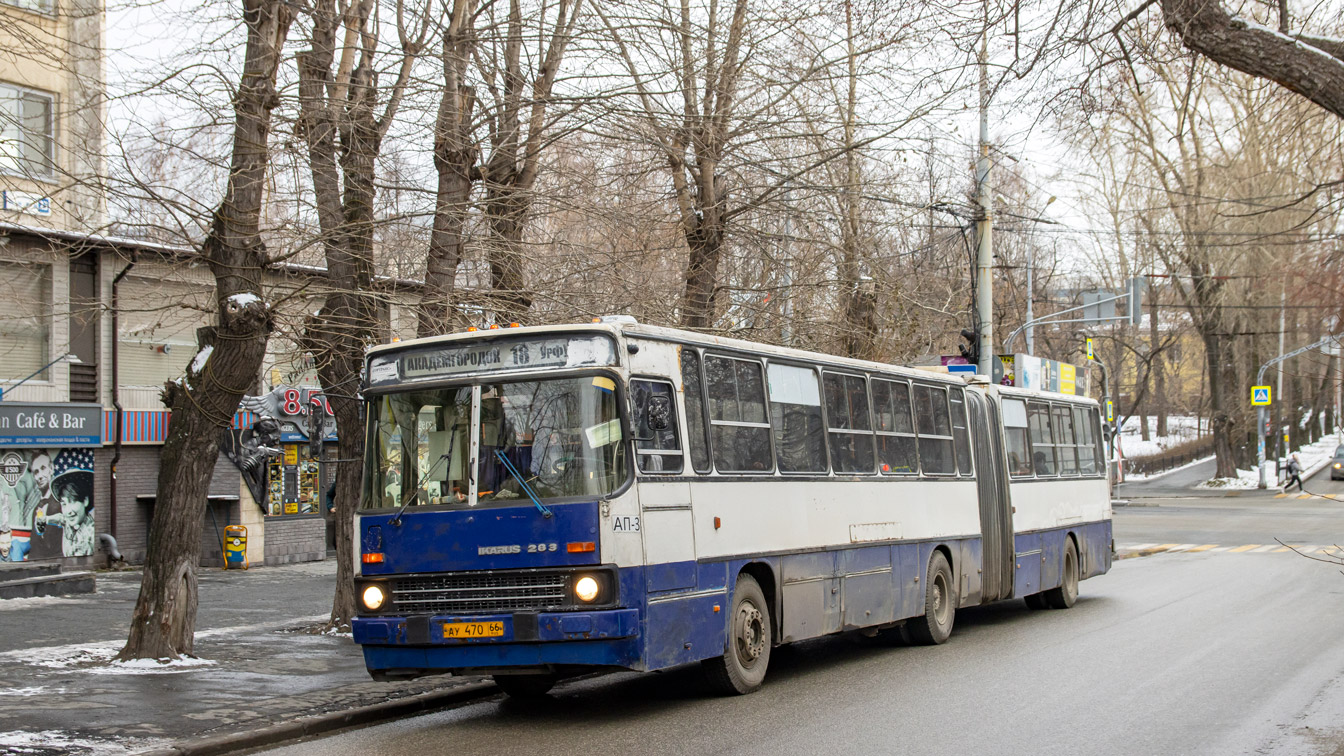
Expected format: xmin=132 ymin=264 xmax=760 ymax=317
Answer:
xmin=351 ymin=319 xmax=1112 ymax=696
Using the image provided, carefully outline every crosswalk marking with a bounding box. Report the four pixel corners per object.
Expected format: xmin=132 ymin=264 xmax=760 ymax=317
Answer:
xmin=1117 ymin=542 xmax=1339 ymax=557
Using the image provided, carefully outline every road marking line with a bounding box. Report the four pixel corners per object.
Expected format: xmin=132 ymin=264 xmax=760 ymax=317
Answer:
xmin=1150 ymin=543 xmax=1181 ymax=552
xmin=1298 ymin=494 xmax=1313 ymax=499
xmin=1274 ymin=493 xmax=1288 ymax=498
xmin=1250 ymin=545 xmax=1277 ymax=553
xmin=1209 ymin=546 xmax=1233 ymax=552
xmin=1187 ymin=544 xmax=1219 ymax=552
xmin=1272 ymin=545 xmax=1299 ymax=553
xmin=1126 ymin=543 xmax=1158 ymax=550
xmin=1229 ymin=544 xmax=1261 ymax=552
xmin=1166 ymin=544 xmax=1198 ymax=552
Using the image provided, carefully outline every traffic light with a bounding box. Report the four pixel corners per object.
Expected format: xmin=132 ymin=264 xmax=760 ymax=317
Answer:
xmin=958 ymin=328 xmax=979 ymax=365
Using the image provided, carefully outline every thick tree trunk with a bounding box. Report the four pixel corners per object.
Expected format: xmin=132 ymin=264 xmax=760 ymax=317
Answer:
xmin=681 ymin=220 xmax=724 ymax=330
xmin=119 ymin=0 xmax=290 ymax=661
xmin=483 ymin=184 xmax=534 ymax=324
xmin=1203 ymin=331 xmax=1239 ymax=478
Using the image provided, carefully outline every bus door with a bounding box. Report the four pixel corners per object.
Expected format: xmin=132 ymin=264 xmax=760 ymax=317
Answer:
xmin=967 ymin=390 xmax=1013 ymax=602
xmin=632 ymin=379 xmax=697 ymax=593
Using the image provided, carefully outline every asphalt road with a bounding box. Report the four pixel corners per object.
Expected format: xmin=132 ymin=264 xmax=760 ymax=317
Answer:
xmin=251 ymin=473 xmax=1344 ymax=756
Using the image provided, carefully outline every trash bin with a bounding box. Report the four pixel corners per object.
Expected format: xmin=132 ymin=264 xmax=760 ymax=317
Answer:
xmin=223 ymin=525 xmax=248 ymax=570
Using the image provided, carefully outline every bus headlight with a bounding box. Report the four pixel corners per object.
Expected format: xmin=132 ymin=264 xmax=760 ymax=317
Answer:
xmin=361 ymin=584 xmax=388 ymax=611
xmin=574 ymin=575 xmax=600 ymax=603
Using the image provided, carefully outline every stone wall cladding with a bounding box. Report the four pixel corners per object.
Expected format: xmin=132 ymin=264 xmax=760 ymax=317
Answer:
xmin=263 ymin=516 xmax=327 ymax=566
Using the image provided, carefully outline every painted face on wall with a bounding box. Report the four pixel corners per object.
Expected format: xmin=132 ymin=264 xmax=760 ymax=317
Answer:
xmin=30 ymin=454 xmax=52 ymax=492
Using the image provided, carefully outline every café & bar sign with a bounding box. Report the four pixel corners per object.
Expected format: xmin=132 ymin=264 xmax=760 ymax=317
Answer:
xmin=0 ymin=403 xmax=103 ymax=448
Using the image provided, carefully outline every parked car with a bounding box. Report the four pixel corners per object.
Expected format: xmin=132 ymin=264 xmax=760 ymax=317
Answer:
xmin=1332 ymin=445 xmax=1344 ymax=480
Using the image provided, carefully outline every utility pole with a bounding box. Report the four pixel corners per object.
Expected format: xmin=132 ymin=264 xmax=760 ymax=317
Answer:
xmin=974 ymin=2 xmax=993 ymax=376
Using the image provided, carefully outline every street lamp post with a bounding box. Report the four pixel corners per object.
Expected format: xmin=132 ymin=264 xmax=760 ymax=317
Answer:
xmin=0 ymin=353 xmax=81 ymax=401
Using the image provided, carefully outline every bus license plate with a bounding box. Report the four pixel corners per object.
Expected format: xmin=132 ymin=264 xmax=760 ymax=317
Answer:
xmin=442 ymin=621 xmax=505 ymax=639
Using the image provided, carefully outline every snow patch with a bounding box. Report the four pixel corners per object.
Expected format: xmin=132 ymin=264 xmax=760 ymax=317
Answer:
xmin=0 ymin=596 xmax=88 ymax=612
xmin=228 ymin=292 xmax=263 ymax=307
xmin=0 ymin=687 xmax=62 ymax=697
xmin=0 ymin=729 xmax=163 ymax=755
xmin=189 ymin=345 xmax=213 ymax=374
xmin=90 ymin=656 xmax=217 ymax=675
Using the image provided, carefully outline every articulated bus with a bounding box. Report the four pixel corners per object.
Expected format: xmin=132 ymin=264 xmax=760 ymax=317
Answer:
xmin=351 ymin=319 xmax=1112 ymax=696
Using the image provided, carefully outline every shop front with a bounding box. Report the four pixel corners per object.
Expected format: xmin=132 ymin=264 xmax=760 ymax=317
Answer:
xmin=0 ymin=402 xmax=102 ymax=564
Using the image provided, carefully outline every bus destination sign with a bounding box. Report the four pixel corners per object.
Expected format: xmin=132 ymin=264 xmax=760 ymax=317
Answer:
xmin=387 ymin=335 xmax=616 ymax=383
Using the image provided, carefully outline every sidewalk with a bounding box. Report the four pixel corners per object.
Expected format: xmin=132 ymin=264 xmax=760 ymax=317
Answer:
xmin=0 ymin=560 xmax=493 ymax=756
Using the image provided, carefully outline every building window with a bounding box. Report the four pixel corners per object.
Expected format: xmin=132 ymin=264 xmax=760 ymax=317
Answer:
xmin=0 ymin=84 xmax=55 ymax=178
xmin=1 ymin=0 xmax=56 ymax=15
xmin=0 ymin=261 xmax=51 ymax=382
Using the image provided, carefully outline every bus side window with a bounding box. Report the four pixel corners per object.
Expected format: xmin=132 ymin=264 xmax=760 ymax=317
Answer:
xmin=913 ymin=384 xmax=954 ymax=475
xmin=633 ymin=380 xmax=683 ymax=474
xmin=1052 ymin=405 xmax=1079 ymax=475
xmin=680 ymin=349 xmax=712 ymax=474
xmin=823 ymin=372 xmax=875 ymax=474
xmin=872 ymin=378 xmax=918 ymax=474
xmin=705 ymin=355 xmax=774 ymax=473
xmin=1074 ymin=406 xmax=1099 ymax=475
xmin=766 ymin=363 xmax=827 ymax=473
xmin=1002 ymin=398 xmax=1033 ymax=477
xmin=1027 ymin=401 xmax=1056 ymax=476
xmin=949 ymin=387 xmax=974 ymax=477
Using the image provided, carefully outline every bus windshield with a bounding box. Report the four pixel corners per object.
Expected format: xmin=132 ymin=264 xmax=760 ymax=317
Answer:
xmin=362 ymin=375 xmax=628 ymax=511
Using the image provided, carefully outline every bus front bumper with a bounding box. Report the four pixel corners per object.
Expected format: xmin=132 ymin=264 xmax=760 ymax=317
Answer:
xmin=354 ymin=608 xmax=643 ymax=675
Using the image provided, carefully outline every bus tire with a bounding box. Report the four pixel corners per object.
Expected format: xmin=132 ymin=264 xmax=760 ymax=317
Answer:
xmin=1044 ymin=539 xmax=1079 ymax=609
xmin=906 ymin=551 xmax=955 ymax=646
xmin=703 ymin=574 xmax=771 ymax=695
xmin=493 ymin=672 xmax=557 ymax=698
xmin=1024 ymin=592 xmax=1048 ymax=610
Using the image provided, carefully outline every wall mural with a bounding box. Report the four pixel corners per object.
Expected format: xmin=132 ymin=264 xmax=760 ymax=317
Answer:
xmin=0 ymin=448 xmax=95 ymax=561
xmin=221 ymin=386 xmax=335 ymax=515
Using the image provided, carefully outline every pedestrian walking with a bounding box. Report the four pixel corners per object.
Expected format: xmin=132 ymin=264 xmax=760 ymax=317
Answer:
xmin=1284 ymin=452 xmax=1305 ymax=493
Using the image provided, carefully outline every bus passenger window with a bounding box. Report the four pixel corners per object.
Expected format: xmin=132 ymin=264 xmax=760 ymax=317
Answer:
xmin=1052 ymin=405 xmax=1079 ymax=475
xmin=633 ymin=380 xmax=683 ymax=474
xmin=823 ymin=372 xmax=875 ymax=474
xmin=1075 ymin=406 xmax=1099 ymax=475
xmin=1002 ymin=398 xmax=1033 ymax=477
xmin=1027 ymin=402 xmax=1056 ymax=476
xmin=872 ymin=378 xmax=918 ymax=474
xmin=913 ymin=384 xmax=954 ymax=475
xmin=705 ymin=355 xmax=774 ymax=472
xmin=767 ymin=364 xmax=827 ymax=473
xmin=949 ymin=388 xmax=974 ymax=477
xmin=681 ymin=350 xmax=712 ymax=474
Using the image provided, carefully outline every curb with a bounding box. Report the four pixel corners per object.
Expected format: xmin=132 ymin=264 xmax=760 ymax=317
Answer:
xmin=135 ymin=681 xmax=498 ymax=756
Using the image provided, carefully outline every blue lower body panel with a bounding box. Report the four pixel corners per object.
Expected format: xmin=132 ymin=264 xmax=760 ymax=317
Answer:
xmin=363 ymin=637 xmax=644 ymax=672
xmin=1014 ymin=520 xmax=1113 ymax=598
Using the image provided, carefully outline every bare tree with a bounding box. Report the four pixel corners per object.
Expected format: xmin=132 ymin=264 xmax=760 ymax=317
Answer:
xmin=119 ymin=0 xmax=294 ymax=661
xmin=294 ymin=0 xmax=429 ymax=629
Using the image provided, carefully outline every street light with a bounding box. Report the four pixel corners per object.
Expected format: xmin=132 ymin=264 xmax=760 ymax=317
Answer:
xmin=0 ymin=353 xmax=81 ymax=401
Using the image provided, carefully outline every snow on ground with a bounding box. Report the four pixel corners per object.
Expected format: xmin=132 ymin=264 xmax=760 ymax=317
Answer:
xmin=1117 ymin=415 xmax=1208 ymax=459
xmin=0 ymin=729 xmax=165 ymax=755
xmin=1197 ymin=433 xmax=1343 ymax=490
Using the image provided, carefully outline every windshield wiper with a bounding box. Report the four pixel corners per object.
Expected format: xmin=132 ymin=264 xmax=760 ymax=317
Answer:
xmin=493 ymin=449 xmax=553 ymax=519
xmin=389 ymin=430 xmax=457 ymax=526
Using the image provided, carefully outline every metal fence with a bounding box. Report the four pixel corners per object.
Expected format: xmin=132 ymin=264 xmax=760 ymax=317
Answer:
xmin=1124 ymin=439 xmax=1215 ymax=478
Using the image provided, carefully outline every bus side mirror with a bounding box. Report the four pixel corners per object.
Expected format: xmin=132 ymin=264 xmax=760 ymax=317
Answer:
xmin=647 ymin=395 xmax=672 ymax=432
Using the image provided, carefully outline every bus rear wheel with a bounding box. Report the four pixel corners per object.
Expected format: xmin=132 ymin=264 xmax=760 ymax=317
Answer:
xmin=1044 ymin=539 xmax=1079 ymax=609
xmin=906 ymin=551 xmax=955 ymax=646
xmin=493 ymin=672 xmax=558 ymax=698
xmin=703 ymin=574 xmax=771 ymax=695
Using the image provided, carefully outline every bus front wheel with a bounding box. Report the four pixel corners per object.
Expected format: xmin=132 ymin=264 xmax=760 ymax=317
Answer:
xmin=906 ymin=551 xmax=955 ymax=645
xmin=703 ymin=574 xmax=771 ymax=695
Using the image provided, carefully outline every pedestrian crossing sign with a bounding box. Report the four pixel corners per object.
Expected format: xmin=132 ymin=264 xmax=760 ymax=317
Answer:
xmin=1251 ymin=386 xmax=1271 ymax=406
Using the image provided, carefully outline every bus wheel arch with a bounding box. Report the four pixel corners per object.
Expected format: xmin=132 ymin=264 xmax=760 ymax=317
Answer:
xmin=736 ymin=561 xmax=779 ymax=644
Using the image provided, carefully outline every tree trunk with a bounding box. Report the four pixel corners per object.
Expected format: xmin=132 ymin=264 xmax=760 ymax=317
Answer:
xmin=119 ymin=0 xmax=290 ymax=661
xmin=419 ymin=11 xmax=478 ymax=336
xmin=681 ymin=218 xmax=724 ymax=330
xmin=1203 ymin=330 xmax=1238 ymax=478
xmin=483 ymin=183 xmax=534 ymax=323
